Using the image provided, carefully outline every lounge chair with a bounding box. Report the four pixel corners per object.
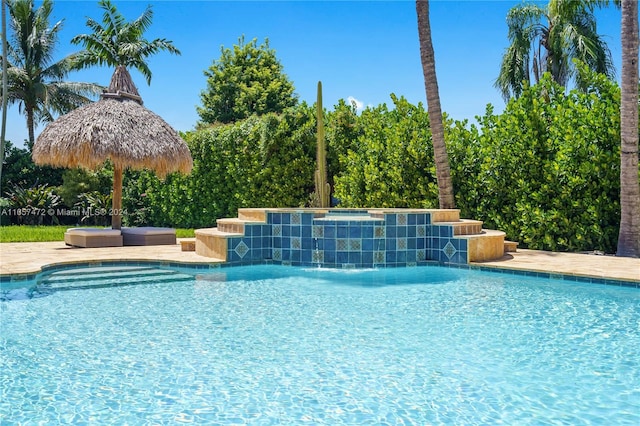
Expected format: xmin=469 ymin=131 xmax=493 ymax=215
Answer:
xmin=121 ymin=227 xmax=176 ymax=246
xmin=64 ymin=228 xmax=123 ymax=248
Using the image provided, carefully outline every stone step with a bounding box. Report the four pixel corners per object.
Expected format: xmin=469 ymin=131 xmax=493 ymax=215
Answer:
xmin=180 ymin=238 xmax=196 ymax=252
xmin=194 ymin=227 xmax=242 ymax=260
xmin=428 ymin=209 xmax=460 ymax=223
xmin=504 ymin=240 xmax=519 ymax=253
xmin=237 ymin=208 xmax=269 ymax=222
xmin=455 ymin=229 xmax=506 ymax=262
xmin=435 ymin=219 xmax=483 ymax=236
xmin=216 ymin=218 xmax=264 ymax=234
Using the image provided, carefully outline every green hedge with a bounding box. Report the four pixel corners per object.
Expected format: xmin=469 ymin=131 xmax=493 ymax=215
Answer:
xmin=125 ymin=106 xmax=317 ymax=228
xmin=448 ymin=71 xmax=622 ymax=252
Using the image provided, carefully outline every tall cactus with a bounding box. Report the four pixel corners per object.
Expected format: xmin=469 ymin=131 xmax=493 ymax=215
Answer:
xmin=314 ymin=81 xmax=330 ymax=207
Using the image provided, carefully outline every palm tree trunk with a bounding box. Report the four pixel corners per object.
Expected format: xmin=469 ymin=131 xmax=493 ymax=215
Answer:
xmin=416 ymin=0 xmax=455 ymax=209
xmin=26 ymin=107 xmax=35 ymax=149
xmin=111 ymin=164 xmax=123 ymax=230
xmin=617 ymin=0 xmax=639 ymax=257
xmin=1 ymin=0 xmax=8 ymax=183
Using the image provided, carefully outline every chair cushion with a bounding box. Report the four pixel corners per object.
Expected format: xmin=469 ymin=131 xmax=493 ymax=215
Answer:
xmin=66 ymin=228 xmax=121 ymax=237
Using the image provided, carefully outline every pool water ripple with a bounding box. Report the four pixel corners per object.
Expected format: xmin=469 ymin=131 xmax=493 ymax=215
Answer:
xmin=1 ymin=265 xmax=639 ymax=424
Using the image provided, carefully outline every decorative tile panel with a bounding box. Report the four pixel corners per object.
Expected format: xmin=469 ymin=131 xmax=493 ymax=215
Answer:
xmin=443 ymin=241 xmax=457 ymax=260
xmin=235 ymin=241 xmax=249 ymax=258
xmin=291 ymin=237 xmax=301 ymax=250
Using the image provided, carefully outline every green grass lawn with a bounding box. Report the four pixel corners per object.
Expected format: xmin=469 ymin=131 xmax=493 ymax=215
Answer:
xmin=0 ymin=226 xmax=195 ymax=243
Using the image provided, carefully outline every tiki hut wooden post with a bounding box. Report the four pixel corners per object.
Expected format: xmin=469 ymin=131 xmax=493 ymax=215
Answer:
xmin=32 ymin=66 xmax=192 ymax=230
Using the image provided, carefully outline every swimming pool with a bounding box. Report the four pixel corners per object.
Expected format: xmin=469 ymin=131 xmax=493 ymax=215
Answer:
xmin=1 ymin=264 xmax=639 ymax=424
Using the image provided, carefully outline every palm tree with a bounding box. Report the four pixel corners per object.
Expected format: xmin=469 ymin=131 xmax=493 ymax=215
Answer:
xmin=617 ymin=0 xmax=639 ymax=257
xmin=416 ymin=0 xmax=455 ymax=209
xmin=2 ymin=0 xmax=102 ymax=147
xmin=495 ymin=0 xmax=616 ymax=100
xmin=70 ymin=0 xmax=180 ymax=85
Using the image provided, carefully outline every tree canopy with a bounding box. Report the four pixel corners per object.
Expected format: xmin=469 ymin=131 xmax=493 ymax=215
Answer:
xmin=2 ymin=0 xmax=102 ymax=146
xmin=197 ymin=37 xmax=298 ymax=125
xmin=70 ymin=0 xmax=180 ymax=85
xmin=495 ymin=0 xmax=616 ymax=100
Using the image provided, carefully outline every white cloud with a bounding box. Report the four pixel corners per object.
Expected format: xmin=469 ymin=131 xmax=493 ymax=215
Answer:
xmin=347 ymin=96 xmax=364 ymax=112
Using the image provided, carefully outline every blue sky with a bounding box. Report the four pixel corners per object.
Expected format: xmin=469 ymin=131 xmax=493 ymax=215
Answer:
xmin=5 ymin=0 xmax=623 ymax=147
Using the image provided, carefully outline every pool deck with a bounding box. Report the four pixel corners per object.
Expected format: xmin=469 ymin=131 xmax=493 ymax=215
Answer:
xmin=0 ymin=241 xmax=638 ymax=283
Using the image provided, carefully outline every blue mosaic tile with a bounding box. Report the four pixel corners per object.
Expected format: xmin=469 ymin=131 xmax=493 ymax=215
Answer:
xmin=386 ymin=251 xmax=397 ymax=264
xmin=337 ymin=225 xmax=348 ymax=238
xmin=324 ymin=225 xmax=336 ymax=239
xmin=386 ymin=214 xmax=396 ymax=226
xmin=407 ymin=226 xmax=416 ymax=238
xmin=349 ymin=252 xmax=361 ymax=264
xmin=362 ymin=251 xmax=374 ymax=265
xmin=324 ymin=251 xmax=336 ymax=263
xmin=302 ymin=238 xmax=314 ymax=250
xmin=362 ymin=238 xmax=374 ymax=251
xmin=386 ymin=238 xmax=396 ymax=251
xmin=302 ymin=214 xmax=313 ymax=225
xmin=337 ymin=252 xmax=349 ymax=264
xmin=324 ymin=239 xmax=336 ymax=251
xmin=282 ymin=214 xmax=291 ymax=224
xmin=282 ymin=249 xmax=291 ymax=261
xmin=407 ymin=238 xmax=416 ymax=250
xmin=271 ymin=213 xmax=281 ymax=224
xmin=349 ymin=226 xmax=361 ymax=239
xmin=397 ymin=226 xmax=407 ymax=238
xmin=439 ymin=226 xmax=452 ymax=238
xmin=408 ymin=214 xmax=417 ymax=225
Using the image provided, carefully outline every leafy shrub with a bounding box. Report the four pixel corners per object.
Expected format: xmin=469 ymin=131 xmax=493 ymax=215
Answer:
xmin=334 ymin=95 xmax=439 ymax=208
xmin=5 ymin=183 xmax=61 ymax=225
xmin=448 ymin=69 xmax=623 ymax=252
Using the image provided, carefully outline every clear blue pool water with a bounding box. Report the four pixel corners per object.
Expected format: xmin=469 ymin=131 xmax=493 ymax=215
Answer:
xmin=1 ymin=265 xmax=639 ymax=425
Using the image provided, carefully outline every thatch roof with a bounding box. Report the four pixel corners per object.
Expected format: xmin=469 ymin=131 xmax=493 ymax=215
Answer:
xmin=33 ymin=66 xmax=192 ymax=177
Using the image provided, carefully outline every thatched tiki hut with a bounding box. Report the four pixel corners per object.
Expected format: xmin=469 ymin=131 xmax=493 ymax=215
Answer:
xmin=33 ymin=66 xmax=192 ymax=229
